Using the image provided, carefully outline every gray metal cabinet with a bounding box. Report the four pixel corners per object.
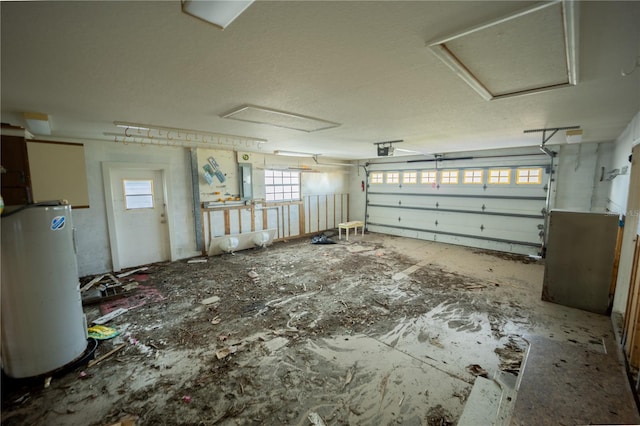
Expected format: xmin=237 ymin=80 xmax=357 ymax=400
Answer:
xmin=542 ymin=210 xmax=619 ymax=314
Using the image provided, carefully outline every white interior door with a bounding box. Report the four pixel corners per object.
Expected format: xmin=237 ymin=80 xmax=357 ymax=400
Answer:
xmin=110 ymin=168 xmax=170 ymax=269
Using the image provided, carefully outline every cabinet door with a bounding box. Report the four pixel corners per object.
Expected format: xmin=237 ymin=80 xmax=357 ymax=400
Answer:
xmin=1 ymin=135 xmax=32 ymax=205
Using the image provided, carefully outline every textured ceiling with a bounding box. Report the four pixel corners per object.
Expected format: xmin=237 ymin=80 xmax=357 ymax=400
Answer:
xmin=1 ymin=1 xmax=639 ymax=159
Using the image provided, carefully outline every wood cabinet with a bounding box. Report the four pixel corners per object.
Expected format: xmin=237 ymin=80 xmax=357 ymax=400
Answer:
xmin=1 ymin=130 xmax=32 ymax=206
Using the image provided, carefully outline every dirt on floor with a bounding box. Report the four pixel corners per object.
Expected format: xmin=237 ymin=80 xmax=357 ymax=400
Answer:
xmin=2 ymin=233 xmax=544 ymax=426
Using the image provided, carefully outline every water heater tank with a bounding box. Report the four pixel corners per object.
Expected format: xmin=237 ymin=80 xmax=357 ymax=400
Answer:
xmin=1 ymin=204 xmax=87 ymax=378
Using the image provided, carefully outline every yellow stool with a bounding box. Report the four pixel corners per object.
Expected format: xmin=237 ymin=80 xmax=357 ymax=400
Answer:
xmin=338 ymin=221 xmax=364 ymax=241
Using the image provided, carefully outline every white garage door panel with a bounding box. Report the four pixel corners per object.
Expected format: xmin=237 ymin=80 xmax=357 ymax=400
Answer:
xmin=368 ymin=194 xmax=545 ymax=217
xmin=367 ymin=207 xmax=542 ymax=244
xmin=366 ymin=159 xmax=549 ymax=255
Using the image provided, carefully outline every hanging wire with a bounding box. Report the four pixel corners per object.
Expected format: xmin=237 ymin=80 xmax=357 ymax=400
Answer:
xmin=621 ymin=55 xmax=640 ymax=77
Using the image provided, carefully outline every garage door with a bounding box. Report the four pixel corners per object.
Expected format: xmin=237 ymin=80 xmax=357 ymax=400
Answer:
xmin=365 ymin=152 xmax=551 ymax=256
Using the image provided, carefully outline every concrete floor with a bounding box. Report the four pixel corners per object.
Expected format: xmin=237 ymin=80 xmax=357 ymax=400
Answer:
xmin=1 ymin=233 xmax=638 ymax=425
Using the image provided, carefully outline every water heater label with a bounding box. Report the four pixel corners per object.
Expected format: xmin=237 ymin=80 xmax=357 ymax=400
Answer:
xmin=51 ymin=216 xmax=66 ymax=231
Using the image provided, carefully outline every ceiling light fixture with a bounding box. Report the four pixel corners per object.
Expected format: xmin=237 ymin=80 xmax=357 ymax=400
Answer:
xmin=23 ymin=112 xmax=51 ymax=135
xmin=274 ymin=150 xmax=317 ymax=158
xmin=181 ymin=0 xmax=255 ymax=30
xmin=222 ymin=105 xmax=341 ymax=132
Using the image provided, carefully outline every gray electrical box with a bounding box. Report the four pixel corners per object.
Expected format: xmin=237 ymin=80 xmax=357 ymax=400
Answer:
xmin=238 ymin=163 xmax=252 ymax=200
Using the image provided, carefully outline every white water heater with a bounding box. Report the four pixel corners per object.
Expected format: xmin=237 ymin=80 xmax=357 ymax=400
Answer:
xmin=1 ymin=203 xmax=87 ymax=378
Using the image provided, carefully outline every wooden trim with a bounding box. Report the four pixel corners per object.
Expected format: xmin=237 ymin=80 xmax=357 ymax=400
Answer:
xmin=71 ymin=205 xmax=90 ymax=209
xmin=325 ymin=195 xmax=329 ymax=230
xmin=238 ymin=209 xmax=242 ymax=234
xmin=223 ymin=209 xmax=230 ymax=235
xmin=262 ymin=207 xmax=268 ymax=230
xmin=299 ymin=200 xmax=305 ymax=236
xmin=202 ymin=210 xmax=209 ymax=255
xmin=28 ymin=139 xmax=84 ymax=147
xmin=610 ymin=222 xmax=625 ymax=303
xmin=307 ymin=196 xmax=311 ymax=233
xmin=251 ymin=204 xmax=256 ymax=232
xmin=624 ymin=237 xmax=640 ymax=354
xmin=332 ymin=194 xmax=335 ymax=228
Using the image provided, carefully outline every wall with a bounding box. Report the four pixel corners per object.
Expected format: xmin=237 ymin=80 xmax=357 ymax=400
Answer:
xmin=74 ymin=140 xmax=199 ymax=276
xmin=552 ymin=142 xmax=614 ymax=213
xmin=608 ymin=111 xmax=640 ymax=215
xmin=349 ymin=162 xmax=368 ymax=222
xmin=612 ymin=110 xmax=640 ymax=314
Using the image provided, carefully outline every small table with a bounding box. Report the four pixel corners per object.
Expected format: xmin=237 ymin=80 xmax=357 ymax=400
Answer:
xmin=338 ymin=221 xmax=364 ymax=241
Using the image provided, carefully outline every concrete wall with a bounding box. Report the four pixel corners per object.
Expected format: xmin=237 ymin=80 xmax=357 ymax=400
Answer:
xmin=612 ymin=111 xmax=640 ymax=314
xmin=76 ymin=145 xmax=350 ymax=276
xmin=608 ymin=111 xmax=640 ymax=215
xmin=74 ymin=140 xmax=199 ymax=276
xmin=552 ymin=142 xmax=614 ymax=213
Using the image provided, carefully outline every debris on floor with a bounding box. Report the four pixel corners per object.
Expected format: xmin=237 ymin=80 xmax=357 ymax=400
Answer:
xmin=1 ymin=234 xmax=630 ymax=426
xmin=310 ymin=233 xmax=336 ymax=244
xmin=92 ymin=307 xmax=129 ymax=325
xmin=87 ymin=325 xmax=119 ymax=340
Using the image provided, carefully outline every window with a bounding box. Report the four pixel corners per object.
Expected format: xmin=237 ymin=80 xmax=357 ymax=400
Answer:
xmin=370 ymin=172 xmax=384 ymax=184
xmin=264 ymin=170 xmax=300 ymax=201
xmin=488 ymin=169 xmax=511 ymax=184
xmin=124 ymin=179 xmax=154 ymax=209
xmin=421 ymin=171 xmax=437 ymax=184
xmin=386 ymin=172 xmax=400 ymax=184
xmin=517 ymin=168 xmax=542 ymax=184
xmin=463 ymin=169 xmax=483 ymax=184
xmin=403 ymin=171 xmax=418 ymax=184
xmin=440 ymin=170 xmax=459 ymax=184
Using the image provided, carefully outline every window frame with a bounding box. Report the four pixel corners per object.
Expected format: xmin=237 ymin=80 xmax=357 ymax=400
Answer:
xmin=123 ymin=179 xmax=155 ymax=210
xmin=421 ymin=170 xmax=437 ymax=184
xmin=402 ymin=171 xmax=418 ymax=184
xmin=488 ymin=169 xmax=511 ymax=184
xmin=264 ymin=169 xmax=301 ymax=202
xmin=386 ymin=172 xmax=400 ymax=184
xmin=516 ymin=167 xmax=543 ymax=185
xmin=463 ymin=169 xmax=484 ymax=184
xmin=440 ymin=170 xmax=459 ymax=184
xmin=370 ymin=172 xmax=384 ymax=184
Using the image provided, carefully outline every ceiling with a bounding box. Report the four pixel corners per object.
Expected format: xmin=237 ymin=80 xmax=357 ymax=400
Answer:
xmin=1 ymin=1 xmax=639 ymax=160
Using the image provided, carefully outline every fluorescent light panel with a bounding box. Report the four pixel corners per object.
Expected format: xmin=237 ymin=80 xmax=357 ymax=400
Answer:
xmin=222 ymin=105 xmax=340 ymax=132
xmin=274 ymin=150 xmax=316 ymax=158
xmin=181 ymin=0 xmax=255 ymax=30
xmin=23 ymin=112 xmax=51 ymax=135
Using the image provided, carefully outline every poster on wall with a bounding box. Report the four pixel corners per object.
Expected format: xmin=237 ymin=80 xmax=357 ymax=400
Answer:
xmin=202 ymin=164 xmax=215 ymax=185
xmin=208 ymin=156 xmax=226 ymax=183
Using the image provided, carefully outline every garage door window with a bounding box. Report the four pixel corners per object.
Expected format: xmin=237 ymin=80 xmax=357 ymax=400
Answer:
xmin=421 ymin=171 xmax=437 ymax=184
xmin=403 ymin=171 xmax=418 ymax=184
xmin=371 ymin=172 xmax=384 ymax=184
xmin=516 ymin=168 xmax=542 ymax=184
xmin=441 ymin=170 xmax=459 ymax=184
xmin=488 ymin=169 xmax=511 ymax=184
xmin=386 ymin=172 xmax=400 ymax=184
xmin=264 ymin=170 xmax=300 ymax=201
xmin=463 ymin=169 xmax=483 ymax=184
